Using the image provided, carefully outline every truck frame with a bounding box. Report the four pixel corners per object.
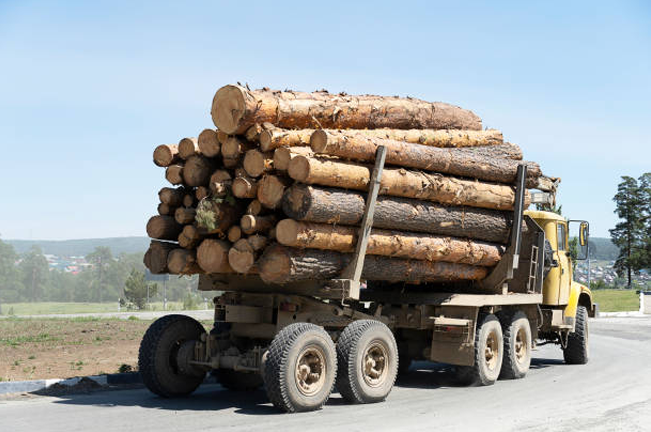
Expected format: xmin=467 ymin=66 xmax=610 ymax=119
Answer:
xmin=138 ymin=147 xmax=595 ymax=413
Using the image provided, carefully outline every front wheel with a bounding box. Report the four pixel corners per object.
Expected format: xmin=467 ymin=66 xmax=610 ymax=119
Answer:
xmin=138 ymin=314 xmax=206 ymax=397
xmin=336 ymin=320 xmax=398 ymax=404
xmin=264 ymin=323 xmax=337 ymax=413
xmin=563 ymin=305 xmax=589 ymax=364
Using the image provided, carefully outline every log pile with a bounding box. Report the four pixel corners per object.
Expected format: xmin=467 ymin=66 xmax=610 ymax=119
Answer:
xmin=144 ymin=84 xmax=552 ymax=286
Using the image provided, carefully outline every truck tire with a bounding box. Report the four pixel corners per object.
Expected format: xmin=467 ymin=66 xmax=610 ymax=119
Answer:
xmin=263 ymin=323 xmax=337 ymax=413
xmin=563 ymin=305 xmax=589 ymax=364
xmin=336 ymin=320 xmax=398 ymax=404
xmin=216 ymin=370 xmax=264 ymax=391
xmin=138 ymin=314 xmax=206 ymax=397
xmin=499 ymin=311 xmax=531 ymax=379
xmin=456 ymin=314 xmax=503 ymax=386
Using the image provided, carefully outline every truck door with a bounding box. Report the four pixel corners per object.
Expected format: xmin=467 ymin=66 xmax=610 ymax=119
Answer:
xmin=556 ymin=221 xmax=571 ymax=305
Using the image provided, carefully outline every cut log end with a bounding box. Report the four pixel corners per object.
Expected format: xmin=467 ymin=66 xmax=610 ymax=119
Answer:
xmin=232 ymin=177 xmax=258 ymax=198
xmin=197 ymin=239 xmax=230 ymax=274
xmin=309 ymin=129 xmax=329 ymax=153
xmin=198 ymin=129 xmax=220 ymax=157
xmin=227 ymin=225 xmax=242 ymax=243
xmin=228 ymin=239 xmax=255 ymax=273
xmin=165 ymin=164 xmax=184 ymax=185
xmin=287 ymin=155 xmax=310 ymax=182
xmin=211 ymin=85 xmax=246 ymax=134
xmin=275 ymin=219 xmax=300 ymax=246
xmin=153 ymin=144 xmax=178 ymax=167
xmin=178 ymin=137 xmax=199 ymax=159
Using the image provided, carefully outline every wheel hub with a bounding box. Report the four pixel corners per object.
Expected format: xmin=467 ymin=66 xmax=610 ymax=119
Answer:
xmin=515 ymin=327 xmax=527 ymax=362
xmin=295 ymin=346 xmax=326 ymax=396
xmin=362 ymin=341 xmax=389 ymax=387
xmin=485 ymin=331 xmax=499 ymax=371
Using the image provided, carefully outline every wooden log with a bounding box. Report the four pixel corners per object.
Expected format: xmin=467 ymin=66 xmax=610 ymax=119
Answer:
xmin=288 ymin=156 xmax=528 ymax=211
xmin=217 ymin=130 xmax=230 ymax=145
xmin=241 ymin=214 xmax=276 ymax=234
xmin=246 ymin=200 xmax=263 ymax=215
xmin=178 ymin=137 xmax=199 ymax=160
xmin=257 ymin=174 xmax=291 ymax=209
xmin=197 ymin=239 xmax=232 ymax=273
xmin=178 ymin=224 xmax=203 ymax=249
xmin=276 ymin=219 xmax=504 ymax=266
xmin=310 ymin=130 xmax=541 ymax=186
xmin=260 ymin=128 xmax=314 ymax=151
xmin=261 ymin=128 xmax=503 ymax=152
xmin=243 ymin=149 xmax=273 ymax=178
xmin=195 ymin=199 xmax=242 ymax=234
xmin=227 ymin=225 xmax=242 ymax=242
xmin=146 ymin=215 xmax=183 ymax=240
xmin=158 ymin=187 xmax=185 ymax=207
xmin=223 ymin=157 xmax=239 ymax=168
xmin=209 ymin=170 xmax=232 ymax=197
xmin=198 ymin=129 xmax=221 ymax=158
xmin=157 ymin=202 xmax=175 ymax=216
xmin=455 ymin=142 xmax=523 ymax=161
xmin=183 ymin=155 xmax=215 ymax=187
xmin=174 ymin=207 xmax=196 ymax=225
xmin=273 ymin=146 xmax=313 ymax=171
xmin=245 ymin=122 xmax=274 ymax=142
xmin=195 ymin=186 xmax=210 ymax=201
xmin=153 ymin=144 xmax=179 ymax=167
xmin=221 ymin=136 xmax=255 ymax=159
xmin=165 ymin=164 xmax=184 ymax=185
xmin=228 ymin=239 xmax=256 ymax=274
xmin=144 ymin=240 xmax=176 ymax=274
xmin=183 ymin=192 xmax=196 ymax=208
xmin=282 ymin=185 xmax=512 ymax=243
xmin=211 ymin=85 xmax=482 ymax=134
xmin=258 ymin=245 xmax=488 ymax=284
xmin=167 ymin=248 xmax=201 ymax=275
xmin=232 ymin=176 xmax=258 ymax=198
xmin=248 ymin=234 xmax=268 ymax=251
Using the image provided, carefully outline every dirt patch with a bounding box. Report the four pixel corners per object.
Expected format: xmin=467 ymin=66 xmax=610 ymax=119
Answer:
xmin=0 ymin=318 xmax=154 ymax=381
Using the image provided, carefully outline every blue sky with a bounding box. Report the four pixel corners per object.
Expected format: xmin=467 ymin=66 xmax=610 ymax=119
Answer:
xmin=0 ymin=0 xmax=649 ymax=239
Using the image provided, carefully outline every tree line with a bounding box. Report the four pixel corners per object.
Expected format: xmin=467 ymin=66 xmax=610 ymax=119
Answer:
xmin=0 ymin=239 xmax=201 ymax=306
xmin=610 ymin=173 xmax=651 ymax=288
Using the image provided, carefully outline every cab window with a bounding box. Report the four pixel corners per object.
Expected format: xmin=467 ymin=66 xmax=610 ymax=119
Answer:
xmin=557 ymin=223 xmax=567 ymax=251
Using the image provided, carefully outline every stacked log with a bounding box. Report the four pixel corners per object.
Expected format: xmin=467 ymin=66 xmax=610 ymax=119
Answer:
xmin=143 ymin=83 xmax=551 ymax=286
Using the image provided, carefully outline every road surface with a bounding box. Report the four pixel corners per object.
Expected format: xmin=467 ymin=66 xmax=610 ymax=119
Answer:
xmin=1 ymin=316 xmax=650 ymax=432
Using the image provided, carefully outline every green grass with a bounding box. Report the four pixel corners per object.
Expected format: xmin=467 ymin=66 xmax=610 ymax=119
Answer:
xmin=592 ymin=289 xmax=639 ymax=312
xmin=1 ymin=333 xmax=61 ymax=347
xmin=0 ymin=301 xmax=192 ymax=316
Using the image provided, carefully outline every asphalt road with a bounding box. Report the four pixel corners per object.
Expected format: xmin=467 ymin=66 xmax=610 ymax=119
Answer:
xmin=2 ymin=316 xmax=650 ymax=432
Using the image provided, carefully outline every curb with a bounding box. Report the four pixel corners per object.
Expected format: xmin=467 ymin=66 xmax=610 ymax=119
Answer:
xmin=0 ymin=372 xmax=218 ymax=395
xmin=597 ymin=311 xmax=644 ymax=318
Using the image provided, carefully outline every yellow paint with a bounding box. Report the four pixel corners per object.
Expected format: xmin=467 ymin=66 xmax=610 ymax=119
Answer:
xmin=564 ymin=281 xmax=593 ymax=319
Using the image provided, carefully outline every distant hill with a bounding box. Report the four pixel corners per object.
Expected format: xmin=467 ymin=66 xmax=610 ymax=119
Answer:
xmin=589 ymin=237 xmax=619 ymax=261
xmin=6 ymin=237 xmax=150 ymax=257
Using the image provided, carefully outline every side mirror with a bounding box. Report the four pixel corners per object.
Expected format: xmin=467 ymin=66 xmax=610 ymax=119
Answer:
xmin=569 ymin=220 xmax=589 ymax=260
xmin=579 ymin=222 xmax=588 ymax=247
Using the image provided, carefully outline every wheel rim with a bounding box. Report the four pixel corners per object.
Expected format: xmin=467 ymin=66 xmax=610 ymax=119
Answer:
xmin=362 ymin=340 xmax=389 ymax=388
xmin=485 ymin=330 xmax=500 ymax=371
xmin=515 ymin=327 xmax=528 ymax=363
xmin=295 ymin=345 xmax=327 ymax=396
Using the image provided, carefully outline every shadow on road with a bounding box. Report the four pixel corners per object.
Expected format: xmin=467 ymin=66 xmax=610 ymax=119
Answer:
xmin=47 ymin=356 xmax=563 ymax=415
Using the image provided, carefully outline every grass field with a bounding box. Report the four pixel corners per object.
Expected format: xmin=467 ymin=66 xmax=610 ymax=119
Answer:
xmin=0 ymin=302 xmax=208 ymax=316
xmin=592 ymin=289 xmax=640 ymax=312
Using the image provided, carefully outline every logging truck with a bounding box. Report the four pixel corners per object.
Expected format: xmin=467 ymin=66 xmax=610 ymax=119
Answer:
xmin=138 ymin=157 xmax=595 ymax=413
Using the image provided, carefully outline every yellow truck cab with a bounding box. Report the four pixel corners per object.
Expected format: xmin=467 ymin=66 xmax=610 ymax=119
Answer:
xmin=526 ymin=209 xmax=594 ymax=363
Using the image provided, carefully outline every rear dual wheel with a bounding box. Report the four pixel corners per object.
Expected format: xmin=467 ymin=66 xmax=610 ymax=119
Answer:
xmin=500 ymin=311 xmax=532 ymax=379
xmin=457 ymin=314 xmax=503 ymax=386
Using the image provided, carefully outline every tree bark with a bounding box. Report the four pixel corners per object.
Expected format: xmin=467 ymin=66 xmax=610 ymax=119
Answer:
xmin=455 ymin=142 xmax=523 ymax=161
xmin=273 ymin=146 xmax=313 ymax=171
xmin=146 ymin=215 xmax=183 ymax=240
xmin=167 ymin=248 xmax=202 ymax=275
xmin=144 ymin=240 xmax=176 ymax=274
xmin=241 ymin=214 xmax=276 ymax=234
xmin=257 ymin=174 xmax=291 ymax=209
xmin=243 ymin=149 xmax=273 ymax=177
xmin=198 ymin=129 xmax=220 ymax=157
xmin=174 ymin=207 xmax=196 ymax=225
xmin=276 ymin=219 xmax=504 ymax=266
xmin=288 ymin=156 xmax=529 ymax=211
xmin=165 ymin=164 xmax=184 ymax=186
xmin=153 ymin=144 xmax=179 ymax=167
xmin=258 ymin=244 xmax=488 ymax=284
xmin=232 ymin=176 xmax=258 ymax=198
xmin=261 ymin=127 xmax=503 ymax=152
xmin=282 ymin=185 xmax=513 ymax=243
xmin=158 ymin=187 xmax=185 ymax=207
xmin=178 ymin=137 xmax=199 ymax=160
xmin=197 ymin=239 xmax=232 ymax=273
xmin=211 ymin=85 xmax=482 ymax=134
xmin=310 ymin=131 xmax=541 ymax=186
